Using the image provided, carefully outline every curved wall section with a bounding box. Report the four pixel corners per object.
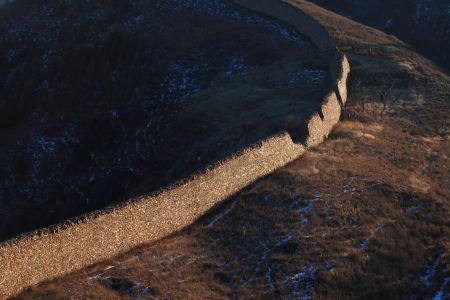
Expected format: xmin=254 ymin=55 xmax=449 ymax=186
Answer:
xmin=230 ymin=0 xmax=350 ymax=147
xmin=231 ymin=0 xmax=334 ymax=53
xmin=0 ymin=1 xmax=350 ymax=298
xmin=0 ymin=134 xmax=305 ymax=299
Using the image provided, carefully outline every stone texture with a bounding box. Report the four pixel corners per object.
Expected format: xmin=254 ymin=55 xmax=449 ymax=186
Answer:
xmin=0 ymin=0 xmax=350 ymax=298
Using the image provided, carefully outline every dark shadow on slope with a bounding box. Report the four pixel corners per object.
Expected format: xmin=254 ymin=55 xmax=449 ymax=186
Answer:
xmin=0 ymin=0 xmax=329 ymax=241
xmin=14 ymin=167 xmax=449 ymax=299
xmin=309 ymin=0 xmax=450 ymax=73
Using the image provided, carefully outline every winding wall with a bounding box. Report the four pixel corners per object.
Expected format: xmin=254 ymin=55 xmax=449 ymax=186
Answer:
xmin=0 ymin=1 xmax=350 ymax=298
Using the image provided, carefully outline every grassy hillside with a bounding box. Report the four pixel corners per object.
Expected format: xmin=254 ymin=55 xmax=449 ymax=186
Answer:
xmin=0 ymin=0 xmax=328 ymax=241
xmin=309 ymin=0 xmax=450 ymax=71
xmin=16 ymin=1 xmax=450 ymax=299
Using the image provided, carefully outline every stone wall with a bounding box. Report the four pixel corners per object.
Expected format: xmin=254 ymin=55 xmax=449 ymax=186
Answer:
xmin=0 ymin=1 xmax=350 ymax=298
xmin=0 ymin=134 xmax=305 ymax=298
xmin=231 ymin=0 xmax=350 ymax=148
xmin=232 ymin=0 xmax=334 ymax=53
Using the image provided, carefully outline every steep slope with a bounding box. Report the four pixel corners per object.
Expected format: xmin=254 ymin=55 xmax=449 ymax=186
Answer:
xmin=309 ymin=0 xmax=450 ymax=71
xmin=0 ymin=0 xmax=328 ymax=241
xmin=15 ymin=1 xmax=450 ymax=299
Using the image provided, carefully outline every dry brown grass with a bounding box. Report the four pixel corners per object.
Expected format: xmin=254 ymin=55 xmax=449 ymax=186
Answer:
xmin=0 ymin=0 xmax=328 ymax=242
xmin=14 ymin=1 xmax=450 ymax=299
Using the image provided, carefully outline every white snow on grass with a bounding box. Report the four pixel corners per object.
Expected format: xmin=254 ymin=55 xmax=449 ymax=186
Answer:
xmin=432 ymin=276 xmax=450 ymax=300
xmin=423 ymin=257 xmax=441 ymax=287
xmin=206 ymin=201 xmax=237 ymax=229
xmin=285 ymin=265 xmax=316 ymax=300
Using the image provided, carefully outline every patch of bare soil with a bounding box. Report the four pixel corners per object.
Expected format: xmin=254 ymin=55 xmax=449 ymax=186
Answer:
xmin=14 ymin=1 xmax=450 ymax=299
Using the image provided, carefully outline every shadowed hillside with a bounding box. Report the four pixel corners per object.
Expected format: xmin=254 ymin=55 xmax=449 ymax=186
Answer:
xmin=0 ymin=0 xmax=329 ymax=241
xmin=15 ymin=1 xmax=449 ymax=299
xmin=309 ymin=0 xmax=450 ymax=71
